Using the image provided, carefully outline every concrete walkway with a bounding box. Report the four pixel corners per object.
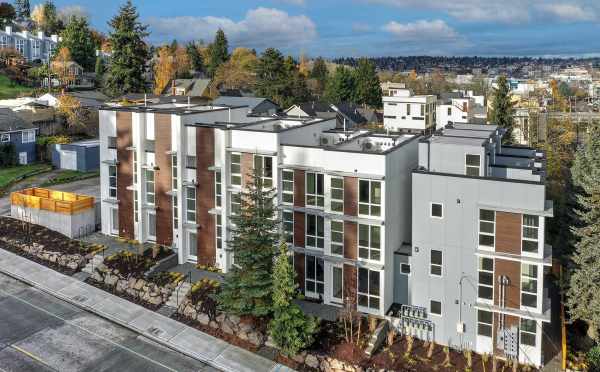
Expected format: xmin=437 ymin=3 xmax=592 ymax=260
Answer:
xmin=0 ymin=248 xmax=293 ymax=372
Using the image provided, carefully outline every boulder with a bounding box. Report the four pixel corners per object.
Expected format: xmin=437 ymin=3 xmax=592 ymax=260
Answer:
xmin=265 ymin=335 xmax=277 ymax=348
xmin=247 ymin=331 xmax=264 ymax=347
xmin=292 ymin=351 xmax=307 ymax=364
xmin=134 ymin=279 xmax=146 ymax=291
xmin=305 ymin=354 xmax=319 ymax=369
xmin=221 ymin=319 xmax=235 ymax=334
xmin=105 ymin=274 xmax=118 ymax=286
xmin=67 ymin=261 xmax=79 ymax=270
xmin=197 ymin=313 xmax=210 ymax=325
xmin=183 ymin=304 xmax=196 ymax=318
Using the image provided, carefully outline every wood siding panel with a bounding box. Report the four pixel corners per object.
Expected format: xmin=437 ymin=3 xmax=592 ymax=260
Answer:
xmin=241 ymin=153 xmax=253 ymax=188
xmin=294 ymin=212 xmax=305 ymax=248
xmin=294 ymin=170 xmax=305 ymax=208
xmin=494 ymin=258 xmax=521 ymax=310
xmin=116 ymin=111 xmax=134 ymax=239
xmin=294 ymin=252 xmax=305 ymax=293
xmin=344 ymin=177 xmax=358 ymax=216
xmin=154 ymin=114 xmax=173 ymax=246
xmin=196 ymin=127 xmax=216 ymax=266
xmin=496 ymin=211 xmax=522 ymax=255
xmin=343 ymin=264 xmax=357 ymax=308
xmin=344 ymin=221 xmax=357 ymax=260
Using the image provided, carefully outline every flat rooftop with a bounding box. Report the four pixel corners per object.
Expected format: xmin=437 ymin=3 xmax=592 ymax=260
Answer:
xmin=101 ymin=102 xmax=247 ymax=115
xmin=233 ymin=117 xmax=325 ymax=132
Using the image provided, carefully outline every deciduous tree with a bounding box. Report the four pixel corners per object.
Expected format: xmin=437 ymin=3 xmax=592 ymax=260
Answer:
xmin=490 ymin=76 xmax=515 ymax=143
xmin=51 ymin=46 xmax=75 ymax=87
xmin=310 ymin=56 xmax=328 ymax=96
xmin=153 ymin=47 xmax=176 ymax=95
xmin=212 ymin=47 xmax=257 ymax=95
xmin=32 ymin=1 xmax=63 ymax=35
xmin=57 ymin=94 xmax=89 ymax=128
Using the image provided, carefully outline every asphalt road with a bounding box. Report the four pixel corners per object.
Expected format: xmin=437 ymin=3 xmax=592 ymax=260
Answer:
xmin=0 ymin=176 xmax=101 ymax=216
xmin=0 ymin=272 xmax=218 ymax=372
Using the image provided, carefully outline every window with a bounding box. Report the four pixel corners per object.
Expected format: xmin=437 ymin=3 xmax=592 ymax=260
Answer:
xmin=430 ymin=250 xmax=443 ymax=276
xmin=230 ymin=193 xmax=241 ymax=216
xmin=330 ymin=177 xmax=344 ymax=213
xmin=466 ymin=154 xmax=481 ymax=176
xmin=521 ymin=264 xmax=538 ymax=308
xmin=522 ymin=215 xmax=539 ymax=253
xmin=171 ymin=154 xmax=178 ymax=190
xmin=0 ymin=35 xmax=9 ymax=49
xmin=420 ymin=104 xmax=425 ymax=116
xmin=332 ymin=266 xmax=343 ymax=302
xmin=134 ymin=190 xmax=139 ymax=223
xmin=216 ymin=214 xmax=222 ymax=250
xmin=306 ymin=172 xmax=324 ymax=207
xmin=478 ymin=257 xmax=494 ymax=301
xmin=359 ymin=224 xmax=381 ymax=261
xmin=305 ymin=255 xmax=324 ymax=297
xmin=0 ymin=133 xmax=10 ymax=142
xmin=400 ymin=263 xmax=411 ymax=275
xmin=477 ymin=310 xmax=493 ymax=337
xmin=15 ymin=39 xmax=24 ymax=55
xmin=406 ymin=104 xmax=411 ymax=116
xmin=330 ymin=220 xmax=344 ymax=256
xmin=215 ymin=171 xmax=222 ymax=208
xmin=359 ymin=180 xmax=381 ymax=217
xmin=282 ymin=170 xmax=294 ymax=204
xmin=148 ymin=212 xmax=156 ymax=240
xmin=173 ymin=195 xmax=179 ymax=229
xmin=383 ymin=115 xmax=397 ymax=119
xmin=430 ymin=300 xmax=442 ymax=316
xmin=108 ymin=136 xmax=117 ymax=149
xmin=21 ymin=130 xmax=35 ymax=143
xmin=188 ymin=232 xmax=197 ymax=258
xmin=32 ymin=40 xmax=40 ymax=58
xmin=186 ymin=155 xmax=196 ymax=169
xmin=306 ymin=214 xmax=324 ymax=249
xmin=479 ymin=209 xmax=495 ymax=248
xmin=520 ymin=318 xmax=537 ymax=346
xmin=358 ymin=268 xmax=380 ymax=310
xmin=186 ymin=186 xmax=196 ymax=223
xmin=145 ymin=169 xmax=155 ymax=205
xmin=430 ymin=203 xmax=443 ymax=218
xmin=110 ymin=208 xmax=119 ymax=234
xmin=230 ymin=153 xmax=241 ymax=186
xmin=283 ymin=211 xmax=294 ymax=244
xmin=133 ymin=152 xmax=138 ymax=184
xmin=108 ymin=165 xmax=117 ymax=199
xmin=447 ymin=107 xmax=452 ymax=116
xmin=254 ymin=155 xmax=273 ymax=188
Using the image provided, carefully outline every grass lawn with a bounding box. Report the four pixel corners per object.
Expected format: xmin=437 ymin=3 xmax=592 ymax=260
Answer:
xmin=0 ymin=163 xmax=52 ymax=190
xmin=40 ymin=169 xmax=100 ymax=187
xmin=0 ymin=74 xmax=33 ymax=99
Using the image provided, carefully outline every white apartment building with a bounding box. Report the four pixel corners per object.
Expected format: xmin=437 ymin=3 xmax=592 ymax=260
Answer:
xmin=383 ymin=88 xmax=437 ymax=133
xmin=0 ymin=26 xmax=59 ymax=63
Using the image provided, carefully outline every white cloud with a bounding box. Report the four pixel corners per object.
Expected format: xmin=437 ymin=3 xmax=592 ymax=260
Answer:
xmin=536 ymin=3 xmax=596 ymax=22
xmin=58 ymin=5 xmax=89 ymax=23
xmin=147 ymin=8 xmax=317 ymax=50
xmin=274 ymin=0 xmax=306 ymax=5
xmin=352 ymin=22 xmax=372 ymax=33
xmin=383 ymin=19 xmax=459 ymax=41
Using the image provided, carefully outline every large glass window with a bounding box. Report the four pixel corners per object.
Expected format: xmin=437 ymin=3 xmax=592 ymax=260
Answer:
xmin=32 ymin=40 xmax=40 ymax=58
xmin=21 ymin=130 xmax=35 ymax=143
xmin=215 ymin=171 xmax=222 ymax=208
xmin=478 ymin=257 xmax=494 ymax=301
xmin=330 ymin=220 xmax=344 ymax=256
xmin=359 ymin=180 xmax=381 ymax=216
xmin=145 ymin=169 xmax=155 ymax=205
xmin=134 ymin=190 xmax=139 ymax=223
xmin=332 ymin=266 xmax=343 ymax=302
xmin=520 ymin=318 xmax=537 ymax=346
xmin=358 ymin=268 xmax=380 ymax=310
xmin=282 ymin=170 xmax=294 ymax=204
xmin=521 ymin=264 xmax=538 ymax=308
xmin=172 ymin=195 xmax=178 ymax=229
xmin=108 ymin=165 xmax=117 ymax=198
xmin=283 ymin=211 xmax=294 ymax=244
xmin=477 ymin=310 xmax=493 ymax=337
xmin=186 ymin=186 xmax=196 ymax=223
xmin=479 ymin=209 xmax=495 ymax=248
xmin=216 ymin=214 xmax=222 ymax=250
xmin=15 ymin=39 xmax=24 ymax=54
xmin=330 ymin=177 xmax=344 ymax=213
xmin=359 ymin=224 xmax=381 ymax=261
xmin=171 ymin=154 xmax=178 ymax=190
xmin=305 ymin=255 xmax=324 ymax=297
xmin=465 ymin=154 xmax=481 ymax=176
xmin=306 ymin=172 xmax=324 ymax=207
xmin=230 ymin=153 xmax=241 ymax=186
xmin=254 ymin=155 xmax=273 ymax=188
xmin=230 ymin=193 xmax=241 ymax=216
xmin=430 ymin=250 xmax=443 ymax=276
xmin=306 ymin=214 xmax=324 ymax=249
xmin=522 ymin=215 xmax=539 ymax=253
xmin=148 ymin=212 xmax=156 ymax=239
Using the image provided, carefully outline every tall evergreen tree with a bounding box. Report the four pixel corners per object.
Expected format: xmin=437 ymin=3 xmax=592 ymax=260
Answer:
xmin=310 ymin=56 xmax=328 ymax=96
xmin=324 ymin=66 xmax=356 ymax=104
xmin=490 ymin=75 xmax=515 ymax=143
xmin=104 ymin=0 xmax=149 ymax=97
xmin=14 ymin=0 xmax=29 ymax=20
xmin=269 ymin=242 xmax=318 ymax=357
xmin=353 ymin=58 xmax=382 ymax=108
xmin=567 ymin=122 xmax=600 ymax=341
xmin=95 ymin=56 xmax=105 ymax=86
xmin=208 ymin=29 xmax=228 ymax=77
xmin=186 ymin=41 xmax=203 ymax=73
xmin=57 ymin=16 xmax=96 ymax=71
xmin=0 ymin=3 xmax=15 ymax=27
xmin=217 ymin=169 xmax=278 ymax=318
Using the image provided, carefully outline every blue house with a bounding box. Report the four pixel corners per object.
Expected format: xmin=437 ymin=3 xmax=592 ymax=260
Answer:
xmin=52 ymin=139 xmax=100 ymax=172
xmin=0 ymin=107 xmax=38 ymax=164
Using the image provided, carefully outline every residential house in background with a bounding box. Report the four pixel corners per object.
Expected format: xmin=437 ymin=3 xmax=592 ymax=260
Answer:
xmin=383 ymin=88 xmax=437 ymax=133
xmin=212 ymin=96 xmax=280 ymax=116
xmin=436 ymin=90 xmax=486 ymax=129
xmin=285 ymin=101 xmax=368 ymax=129
xmin=0 ymin=26 xmax=59 ymax=63
xmin=0 ymin=107 xmax=38 ymax=164
xmin=163 ymin=78 xmax=211 ymax=97
xmin=52 ymin=139 xmax=100 ymax=172
xmin=0 ymin=97 xmax=57 ymax=135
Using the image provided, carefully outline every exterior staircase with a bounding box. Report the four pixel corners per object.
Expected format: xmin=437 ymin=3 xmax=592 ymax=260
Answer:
xmin=158 ymin=280 xmax=192 ymax=317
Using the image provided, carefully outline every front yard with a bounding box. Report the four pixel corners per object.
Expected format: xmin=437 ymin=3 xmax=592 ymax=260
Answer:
xmin=0 ymin=163 xmax=52 ymax=193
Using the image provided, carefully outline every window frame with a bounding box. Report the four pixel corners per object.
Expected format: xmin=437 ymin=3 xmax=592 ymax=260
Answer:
xmin=230 ymin=152 xmax=241 ymax=186
xmin=281 ymin=169 xmax=294 ymax=204
xmin=520 ymin=318 xmax=537 ymax=347
xmin=108 ymin=165 xmax=117 ymax=199
xmin=21 ymin=130 xmax=35 ymax=144
xmin=144 ymin=169 xmax=155 ymax=205
xmin=186 ymin=186 xmax=197 ymax=223
xmin=430 ymin=300 xmax=442 ymax=316
xmin=331 ymin=265 xmax=344 ymax=303
xmin=147 ymin=211 xmax=157 ymax=241
xmin=400 ymin=263 xmax=411 ymax=275
xmin=254 ymin=155 xmax=273 ymax=188
xmin=478 ymin=257 xmax=494 ymax=303
xmin=522 ymin=214 xmax=539 ymax=254
xmin=479 ymin=209 xmax=495 ymax=250
xmin=358 ymin=179 xmax=382 ymax=217
xmin=430 ymin=249 xmax=443 ymax=277
xmin=305 ymin=172 xmax=324 ymax=208
xmin=215 ymin=170 xmax=222 ymax=208
xmin=172 ymin=194 xmax=179 ymax=230
xmin=216 ymin=214 xmax=222 ymax=250
xmin=358 ymin=224 xmax=381 ymax=262
xmin=110 ymin=207 xmax=119 ymax=235
xmin=283 ymin=210 xmax=294 ymax=245
xmin=305 ymin=213 xmax=324 ymax=249
xmin=305 ymin=255 xmax=324 ymax=298
xmin=521 ymin=263 xmax=539 ymax=309
xmin=0 ymin=133 xmax=10 ymax=142
xmin=330 ymin=176 xmax=344 ymax=213
xmin=465 ymin=154 xmax=481 ymax=177
xmin=171 ymin=154 xmax=178 ymax=190
xmin=357 ymin=267 xmax=381 ymax=312
xmin=477 ymin=310 xmax=493 ymax=338
xmin=230 ymin=192 xmax=241 ymax=216
xmin=330 ymin=220 xmax=344 ymax=256
xmin=430 ymin=202 xmax=443 ymax=219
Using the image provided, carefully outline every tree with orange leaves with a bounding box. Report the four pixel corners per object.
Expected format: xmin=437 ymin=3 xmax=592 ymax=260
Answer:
xmin=153 ymin=47 xmax=176 ymax=95
xmin=51 ymin=47 xmax=75 ymax=88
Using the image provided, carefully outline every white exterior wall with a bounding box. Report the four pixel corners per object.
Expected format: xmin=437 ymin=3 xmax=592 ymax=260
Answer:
xmin=383 ymin=95 xmax=437 ymax=131
xmin=99 ymin=110 xmax=117 ymax=236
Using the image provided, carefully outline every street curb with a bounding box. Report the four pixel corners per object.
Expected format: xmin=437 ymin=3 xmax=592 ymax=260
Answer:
xmin=0 ymin=252 xmax=290 ymax=372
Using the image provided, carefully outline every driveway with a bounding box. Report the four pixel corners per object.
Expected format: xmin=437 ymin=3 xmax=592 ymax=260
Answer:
xmin=0 ymin=176 xmax=100 ymax=216
xmin=0 ymin=272 xmax=217 ymax=372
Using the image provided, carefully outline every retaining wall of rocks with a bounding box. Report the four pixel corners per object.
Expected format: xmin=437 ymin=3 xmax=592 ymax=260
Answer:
xmin=0 ymin=238 xmax=89 ymax=271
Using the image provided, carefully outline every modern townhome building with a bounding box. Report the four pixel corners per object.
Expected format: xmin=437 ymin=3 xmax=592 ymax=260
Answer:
xmin=436 ymin=91 xmax=487 ymax=129
xmin=0 ymin=26 xmax=59 ymax=63
xmin=404 ymin=123 xmax=552 ymax=367
xmin=382 ymin=88 xmax=437 ymax=133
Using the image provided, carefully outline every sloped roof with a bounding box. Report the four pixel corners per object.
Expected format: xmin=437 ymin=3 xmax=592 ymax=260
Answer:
xmin=164 ymin=79 xmax=211 ymax=97
xmin=332 ymin=103 xmax=368 ymax=125
xmin=212 ymin=96 xmax=278 ymax=111
xmin=0 ymin=107 xmax=36 ymax=132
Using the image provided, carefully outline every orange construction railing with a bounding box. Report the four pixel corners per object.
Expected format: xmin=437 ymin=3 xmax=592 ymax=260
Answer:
xmin=10 ymin=188 xmax=95 ymax=215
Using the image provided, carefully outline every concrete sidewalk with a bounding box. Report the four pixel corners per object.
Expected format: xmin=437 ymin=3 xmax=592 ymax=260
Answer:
xmin=0 ymin=248 xmax=293 ymax=372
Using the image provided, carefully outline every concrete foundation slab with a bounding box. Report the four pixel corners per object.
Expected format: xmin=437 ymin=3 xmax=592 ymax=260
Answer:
xmin=169 ymin=327 xmax=229 ymax=361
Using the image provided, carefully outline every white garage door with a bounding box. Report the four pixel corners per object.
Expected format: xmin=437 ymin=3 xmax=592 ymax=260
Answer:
xmin=60 ymin=150 xmax=77 ymax=170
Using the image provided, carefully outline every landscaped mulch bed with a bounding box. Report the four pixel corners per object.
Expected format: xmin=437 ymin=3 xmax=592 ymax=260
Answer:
xmin=0 ymin=239 xmax=81 ymax=276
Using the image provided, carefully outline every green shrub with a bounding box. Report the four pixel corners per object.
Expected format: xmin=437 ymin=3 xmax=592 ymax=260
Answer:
xmin=588 ymin=345 xmax=600 ymax=372
xmin=0 ymin=143 xmax=17 ymax=167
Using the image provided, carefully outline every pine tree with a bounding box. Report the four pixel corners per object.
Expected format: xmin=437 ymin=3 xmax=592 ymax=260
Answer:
xmin=208 ymin=29 xmax=228 ymax=77
xmin=217 ymin=169 xmax=278 ymax=318
xmin=14 ymin=0 xmax=30 ymax=20
xmin=490 ymin=76 xmax=515 ymax=143
xmin=186 ymin=41 xmax=204 ymax=73
xmin=354 ymin=58 xmax=382 ymax=108
xmin=0 ymin=3 xmax=15 ymax=28
xmin=57 ymin=16 xmax=96 ymax=71
xmin=566 ymin=121 xmax=600 ymax=341
xmin=104 ymin=1 xmax=149 ymax=97
xmin=269 ymin=242 xmax=318 ymax=357
xmin=254 ymin=48 xmax=289 ymax=106
xmin=310 ymin=56 xmax=328 ymax=96
xmin=95 ymin=56 xmax=105 ymax=87
xmin=324 ymin=66 xmax=356 ymax=104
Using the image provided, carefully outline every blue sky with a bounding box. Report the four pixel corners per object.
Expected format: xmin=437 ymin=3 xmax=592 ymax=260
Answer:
xmin=48 ymin=0 xmax=600 ymax=57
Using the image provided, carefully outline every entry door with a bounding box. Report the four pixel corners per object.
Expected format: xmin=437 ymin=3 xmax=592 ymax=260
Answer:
xmin=187 ymin=231 xmax=198 ymax=263
xmin=18 ymin=152 xmax=27 ymax=165
xmin=60 ymin=150 xmax=77 ymax=170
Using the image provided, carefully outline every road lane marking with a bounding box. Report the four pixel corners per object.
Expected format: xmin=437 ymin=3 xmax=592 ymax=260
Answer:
xmin=10 ymin=345 xmax=58 ymax=371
